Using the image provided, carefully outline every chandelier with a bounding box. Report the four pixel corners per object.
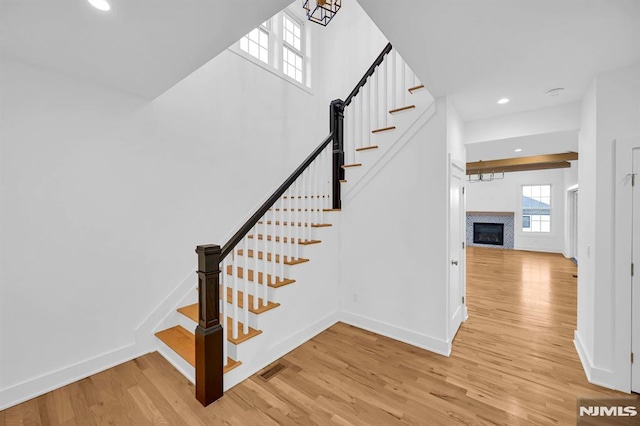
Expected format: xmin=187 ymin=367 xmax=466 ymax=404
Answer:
xmin=467 ymin=171 xmax=505 ymax=183
xmin=303 ymin=0 xmax=342 ymax=26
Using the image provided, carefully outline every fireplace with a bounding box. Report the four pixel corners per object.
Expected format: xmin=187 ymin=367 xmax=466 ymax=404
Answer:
xmin=473 ymin=223 xmax=504 ymax=246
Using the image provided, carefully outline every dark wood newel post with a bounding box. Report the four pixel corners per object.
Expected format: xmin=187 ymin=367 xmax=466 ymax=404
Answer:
xmin=195 ymin=244 xmax=224 ymax=406
xmin=330 ymin=99 xmax=345 ymax=209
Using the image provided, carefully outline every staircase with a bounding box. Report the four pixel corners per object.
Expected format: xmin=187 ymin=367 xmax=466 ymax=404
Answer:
xmin=153 ymin=42 xmax=435 ymax=406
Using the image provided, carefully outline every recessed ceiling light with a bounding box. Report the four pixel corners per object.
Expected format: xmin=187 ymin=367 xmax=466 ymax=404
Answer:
xmin=497 ymin=98 xmax=510 ymax=105
xmin=515 ymin=148 xmax=522 ymax=152
xmin=88 ymin=0 xmax=110 ymax=11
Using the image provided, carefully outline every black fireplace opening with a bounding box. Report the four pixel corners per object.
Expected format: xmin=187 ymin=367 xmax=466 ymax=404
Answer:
xmin=473 ymin=223 xmax=504 ymax=246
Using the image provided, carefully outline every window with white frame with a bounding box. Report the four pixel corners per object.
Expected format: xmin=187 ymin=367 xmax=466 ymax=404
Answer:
xmin=236 ymin=11 xmax=308 ymax=87
xmin=522 ymin=185 xmax=551 ymax=233
xmin=282 ymin=14 xmax=303 ymax=83
xmin=240 ymin=21 xmax=270 ymax=64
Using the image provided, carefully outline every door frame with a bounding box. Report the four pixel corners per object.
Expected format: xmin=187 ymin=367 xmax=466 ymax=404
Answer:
xmin=446 ymin=155 xmax=467 ymax=343
xmin=613 ymin=137 xmax=640 ymax=392
xmin=567 ymin=186 xmax=579 ymax=261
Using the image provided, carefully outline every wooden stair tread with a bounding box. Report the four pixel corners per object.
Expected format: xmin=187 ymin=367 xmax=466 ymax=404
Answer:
xmin=341 ymin=163 xmax=362 ymax=169
xmin=389 ymin=105 xmax=416 ymax=114
xmin=323 ymin=208 xmax=341 ymax=212
xmin=258 ymin=220 xmax=332 ymax=228
xmin=176 ymin=305 xmax=263 ymax=345
xmin=225 ymin=265 xmax=295 ymax=288
xmin=155 ymin=326 xmax=241 ymax=373
xmin=247 ymin=234 xmax=321 ymax=245
xmin=371 ymin=126 xmax=396 ymax=134
xmin=408 ymin=84 xmax=425 ymax=93
xmin=236 ymin=249 xmax=309 ymax=265
xmin=356 ymin=145 xmax=379 ymax=152
xmin=339 ymin=180 xmax=347 ymax=183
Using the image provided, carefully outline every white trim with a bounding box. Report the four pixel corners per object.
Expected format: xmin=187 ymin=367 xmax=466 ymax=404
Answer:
xmin=613 ymin=137 xmax=640 ymax=393
xmin=340 ymin=311 xmax=451 ymax=356
xmin=574 ymin=330 xmax=619 ymax=390
xmin=574 ymin=330 xmax=593 ymax=381
xmin=0 ymin=343 xmax=149 ymax=411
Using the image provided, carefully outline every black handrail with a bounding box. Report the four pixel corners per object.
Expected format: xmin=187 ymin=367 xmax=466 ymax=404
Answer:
xmin=220 ymin=132 xmax=334 ymax=260
xmin=343 ymin=42 xmax=393 ymax=107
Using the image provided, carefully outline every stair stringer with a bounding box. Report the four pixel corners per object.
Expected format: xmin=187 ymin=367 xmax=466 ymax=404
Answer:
xmin=343 ymin=97 xmax=436 ymax=203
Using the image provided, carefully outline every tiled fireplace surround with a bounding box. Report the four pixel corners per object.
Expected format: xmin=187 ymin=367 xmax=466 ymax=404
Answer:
xmin=466 ymin=211 xmax=515 ymax=249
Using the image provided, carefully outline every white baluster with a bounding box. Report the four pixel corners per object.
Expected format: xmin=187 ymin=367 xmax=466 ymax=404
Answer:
xmin=400 ymin=56 xmax=406 ymax=107
xmin=374 ymin=68 xmax=379 ymax=131
xmin=252 ymin=225 xmax=258 ymax=311
xmin=232 ymin=252 xmax=238 ymax=340
xmin=344 ymin=106 xmax=351 ymax=166
xmin=383 ymin=55 xmax=388 ymax=127
xmin=351 ymin=102 xmax=356 ymax=162
xmin=366 ymin=76 xmax=372 ymax=146
xmin=286 ymin=187 xmax=292 ymax=263
xmin=359 ymin=90 xmax=364 ymax=149
xmin=270 ymin=200 xmax=276 ymax=289
xmin=391 ymin=50 xmax=397 ymax=109
xmin=317 ymin=157 xmax=323 ymax=224
xmin=325 ymin=145 xmax=331 ymax=210
xmin=280 ymin=192 xmax=284 ymax=281
xmin=260 ymin=215 xmax=267 ymax=307
xmin=221 ymin=257 xmax=228 ymax=365
xmin=242 ymin=236 xmax=248 ymax=335
xmin=293 ymin=179 xmax=299 ymax=260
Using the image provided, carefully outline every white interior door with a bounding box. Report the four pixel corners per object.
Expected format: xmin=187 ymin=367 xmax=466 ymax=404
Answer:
xmin=632 ymin=148 xmax=640 ymax=392
xmin=449 ymin=161 xmax=465 ymax=339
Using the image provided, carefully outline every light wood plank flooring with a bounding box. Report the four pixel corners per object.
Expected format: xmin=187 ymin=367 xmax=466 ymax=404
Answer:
xmin=2 ymin=247 xmax=636 ymax=425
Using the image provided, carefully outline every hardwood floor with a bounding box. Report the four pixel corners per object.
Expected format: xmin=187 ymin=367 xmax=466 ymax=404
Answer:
xmin=2 ymin=247 xmax=636 ymax=425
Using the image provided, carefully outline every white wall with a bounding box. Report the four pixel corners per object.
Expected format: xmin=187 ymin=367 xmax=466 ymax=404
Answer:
xmin=0 ymin=0 xmax=389 ymax=407
xmin=339 ymin=97 xmax=455 ymax=355
xmin=466 ymin=168 xmax=571 ymax=253
xmin=575 ymin=63 xmax=640 ymax=391
xmin=465 ymin=102 xmax=582 ymax=144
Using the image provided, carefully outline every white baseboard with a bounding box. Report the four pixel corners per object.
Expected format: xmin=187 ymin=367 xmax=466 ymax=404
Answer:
xmin=574 ymin=330 xmax=593 ymax=381
xmin=515 ymin=246 xmax=564 ymax=254
xmin=339 ymin=311 xmax=451 ymax=356
xmin=0 ymin=343 xmax=149 ymax=411
xmin=223 ymin=312 xmax=340 ymax=390
xmin=574 ymin=330 xmax=617 ymax=390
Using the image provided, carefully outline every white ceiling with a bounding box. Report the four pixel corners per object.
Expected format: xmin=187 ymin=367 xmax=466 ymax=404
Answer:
xmin=357 ymin=0 xmax=640 ymax=121
xmin=465 ymin=130 xmax=578 ymax=162
xmin=0 ymin=0 xmax=292 ymax=99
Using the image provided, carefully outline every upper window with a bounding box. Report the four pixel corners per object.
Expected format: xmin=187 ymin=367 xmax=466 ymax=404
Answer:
xmin=236 ymin=11 xmax=308 ymax=88
xmin=282 ymin=14 xmax=303 ymax=83
xmin=522 ymin=185 xmax=551 ymax=233
xmin=240 ymin=21 xmax=270 ymax=64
